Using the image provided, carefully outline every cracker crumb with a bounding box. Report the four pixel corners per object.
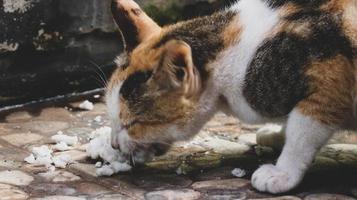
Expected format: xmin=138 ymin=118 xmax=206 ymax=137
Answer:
xmin=79 ymin=100 xmax=94 ymax=110
xmin=231 ymin=168 xmax=246 ymax=178
xmin=86 ymin=126 xmax=132 ymax=177
xmin=51 ymin=134 xmax=78 ymax=146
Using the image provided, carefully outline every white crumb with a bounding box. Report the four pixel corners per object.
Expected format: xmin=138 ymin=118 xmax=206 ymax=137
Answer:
xmin=53 ymin=142 xmax=70 ymax=151
xmin=48 ymin=165 xmax=56 ymax=172
xmin=89 ymin=126 xmax=112 ymax=139
xmin=110 ymin=161 xmax=132 ymax=172
xmin=95 ymin=162 xmax=102 ymax=168
xmin=51 ymin=134 xmax=78 ymax=146
xmin=96 ymin=165 xmax=114 ymax=176
xmin=94 ymin=116 xmax=102 ymax=123
xmin=31 ymin=145 xmax=53 ymax=167
xmin=257 ymin=124 xmax=283 ymax=135
xmin=79 ymin=100 xmax=94 ymax=110
xmin=94 ymin=94 xmax=101 ymax=99
xmin=24 ymin=154 xmax=35 ymax=164
xmin=86 ymin=127 xmax=118 ymax=163
xmin=32 ymin=145 xmax=52 ymax=158
xmin=53 ymin=154 xmax=72 ymax=169
xmin=33 ymin=155 xmax=53 ymax=167
xmin=86 ymin=126 xmax=132 ymax=177
xmin=231 ymin=168 xmax=246 ymax=178
xmin=96 ymin=162 xmax=132 ymax=176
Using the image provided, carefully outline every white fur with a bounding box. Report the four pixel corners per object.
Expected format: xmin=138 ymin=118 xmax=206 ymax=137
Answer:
xmin=215 ymin=0 xmax=279 ymax=124
xmin=106 ymin=83 xmax=121 ymax=125
xmin=105 ymin=82 xmax=129 ymax=151
xmin=252 ymin=109 xmax=335 ymax=193
xmin=114 ymin=52 xmax=128 ymax=68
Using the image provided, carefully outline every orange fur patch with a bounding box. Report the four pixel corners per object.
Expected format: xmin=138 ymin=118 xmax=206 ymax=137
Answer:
xmin=222 ymin=16 xmax=242 ymax=47
xmin=298 ymin=55 xmax=355 ymax=126
xmin=277 ymin=3 xmax=302 ymax=18
xmin=342 ymin=0 xmax=357 ymax=48
xmin=320 ymin=0 xmax=350 ymax=12
xmin=270 ymin=4 xmax=311 ymax=38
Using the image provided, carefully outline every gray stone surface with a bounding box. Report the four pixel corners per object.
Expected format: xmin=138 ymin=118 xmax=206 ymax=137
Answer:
xmin=192 ymin=178 xmax=250 ymax=191
xmin=0 ymin=183 xmax=29 ymax=200
xmin=0 ymin=170 xmax=34 ymax=186
xmin=145 ymin=189 xmax=201 ymax=200
xmin=304 ymin=193 xmax=356 ymax=200
xmin=0 ymin=100 xmax=356 ymax=199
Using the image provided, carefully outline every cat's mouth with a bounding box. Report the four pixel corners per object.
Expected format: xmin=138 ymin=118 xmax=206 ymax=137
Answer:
xmin=111 ymin=127 xmax=171 ymax=165
xmin=121 ymin=142 xmax=171 ymax=165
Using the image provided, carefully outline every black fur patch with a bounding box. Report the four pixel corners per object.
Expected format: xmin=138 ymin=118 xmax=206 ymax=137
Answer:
xmin=155 ymin=11 xmax=236 ymax=79
xmin=120 ymin=71 xmax=153 ymax=113
xmin=243 ymin=10 xmax=353 ymax=118
xmin=264 ymin=0 xmax=328 ymax=8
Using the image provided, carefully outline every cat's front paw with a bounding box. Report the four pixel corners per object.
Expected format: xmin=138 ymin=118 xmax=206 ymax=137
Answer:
xmin=251 ymin=164 xmax=300 ymax=194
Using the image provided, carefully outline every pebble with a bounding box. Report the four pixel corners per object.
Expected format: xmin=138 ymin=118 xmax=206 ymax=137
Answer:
xmin=53 ymin=142 xmax=70 ymax=151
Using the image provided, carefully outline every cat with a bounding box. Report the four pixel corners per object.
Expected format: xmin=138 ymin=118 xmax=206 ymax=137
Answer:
xmin=106 ymin=0 xmax=356 ymax=193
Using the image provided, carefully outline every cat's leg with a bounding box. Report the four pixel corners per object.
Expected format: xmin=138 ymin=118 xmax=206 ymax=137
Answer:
xmin=251 ymin=109 xmax=335 ymax=194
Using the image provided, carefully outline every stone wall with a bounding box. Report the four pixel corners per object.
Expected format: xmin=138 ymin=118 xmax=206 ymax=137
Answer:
xmin=0 ymin=0 xmax=234 ymax=106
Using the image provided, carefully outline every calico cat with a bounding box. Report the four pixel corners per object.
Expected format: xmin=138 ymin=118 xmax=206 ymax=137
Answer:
xmin=106 ymin=0 xmax=356 ymax=193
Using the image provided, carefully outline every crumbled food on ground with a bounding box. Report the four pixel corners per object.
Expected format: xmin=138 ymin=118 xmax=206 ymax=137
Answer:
xmin=26 ymin=145 xmax=53 ymax=167
xmin=95 ymin=161 xmax=102 ymax=168
xmin=51 ymin=134 xmax=78 ymax=146
xmin=24 ymin=154 xmax=35 ymax=164
xmin=53 ymin=142 xmax=70 ymax=151
xmin=53 ymin=154 xmax=72 ymax=169
xmin=96 ymin=165 xmax=115 ymax=176
xmin=94 ymin=116 xmax=102 ymax=123
xmin=86 ymin=126 xmax=132 ymax=176
xmin=231 ymin=168 xmax=246 ymax=178
xmin=79 ymin=100 xmax=94 ymax=110
xmin=32 ymin=145 xmax=52 ymax=158
xmin=25 ymin=146 xmax=73 ymax=169
xmin=257 ymin=124 xmax=283 ymax=135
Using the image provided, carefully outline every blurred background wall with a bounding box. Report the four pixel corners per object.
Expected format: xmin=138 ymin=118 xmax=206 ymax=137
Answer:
xmin=0 ymin=0 xmax=235 ymax=106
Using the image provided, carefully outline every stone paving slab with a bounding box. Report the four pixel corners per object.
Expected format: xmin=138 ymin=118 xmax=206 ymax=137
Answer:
xmin=0 ymin=97 xmax=356 ymax=199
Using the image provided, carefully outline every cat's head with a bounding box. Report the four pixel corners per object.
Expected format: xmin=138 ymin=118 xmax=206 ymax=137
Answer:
xmin=106 ymin=0 xmax=203 ymax=163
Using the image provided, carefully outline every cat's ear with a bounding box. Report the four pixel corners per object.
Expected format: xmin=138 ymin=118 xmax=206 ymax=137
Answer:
xmin=155 ymin=40 xmax=201 ymax=97
xmin=111 ymin=0 xmax=161 ymax=52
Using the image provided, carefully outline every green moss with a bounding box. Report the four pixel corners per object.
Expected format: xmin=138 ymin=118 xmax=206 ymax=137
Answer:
xmin=144 ymin=3 xmax=184 ymax=25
